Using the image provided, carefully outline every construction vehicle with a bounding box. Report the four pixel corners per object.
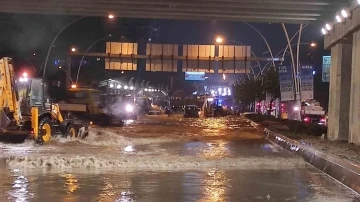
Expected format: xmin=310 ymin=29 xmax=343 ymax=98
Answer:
xmin=0 ymin=57 xmax=88 ymax=144
xmin=59 ymin=87 xmax=121 ymax=126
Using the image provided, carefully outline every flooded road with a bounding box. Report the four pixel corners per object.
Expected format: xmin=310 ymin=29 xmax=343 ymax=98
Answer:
xmin=0 ymin=116 xmax=358 ymax=201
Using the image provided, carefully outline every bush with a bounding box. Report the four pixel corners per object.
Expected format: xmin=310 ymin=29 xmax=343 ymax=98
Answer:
xmin=245 ymin=113 xmax=327 ymax=137
xmin=244 ymin=114 xmax=281 ymax=123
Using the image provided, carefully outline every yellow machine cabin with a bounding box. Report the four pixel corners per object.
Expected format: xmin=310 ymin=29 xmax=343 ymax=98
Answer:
xmin=0 ymin=57 xmax=88 ymax=144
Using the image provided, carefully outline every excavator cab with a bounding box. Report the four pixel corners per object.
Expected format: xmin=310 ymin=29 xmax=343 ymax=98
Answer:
xmin=0 ymin=57 xmax=88 ymax=144
xmin=17 ymin=78 xmax=51 ymax=115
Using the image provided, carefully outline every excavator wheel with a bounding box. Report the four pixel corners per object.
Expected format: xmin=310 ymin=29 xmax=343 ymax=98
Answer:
xmin=66 ymin=125 xmax=78 ymax=138
xmin=36 ymin=118 xmax=53 ymax=144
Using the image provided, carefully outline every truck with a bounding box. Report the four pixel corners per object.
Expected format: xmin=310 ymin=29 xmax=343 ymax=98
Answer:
xmin=281 ymin=100 xmax=326 ymax=124
xmin=0 ymin=57 xmax=88 ymax=144
xmin=301 ymin=100 xmax=326 ymax=125
xmin=59 ymin=87 xmax=138 ymax=126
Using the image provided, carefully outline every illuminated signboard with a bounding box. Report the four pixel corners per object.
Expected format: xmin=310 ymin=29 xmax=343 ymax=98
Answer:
xmin=185 ymin=72 xmax=205 ymax=81
xmin=322 ymin=56 xmax=330 ymax=82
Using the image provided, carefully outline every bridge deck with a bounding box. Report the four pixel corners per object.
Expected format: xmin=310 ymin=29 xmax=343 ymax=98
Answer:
xmin=0 ymin=0 xmax=351 ymax=24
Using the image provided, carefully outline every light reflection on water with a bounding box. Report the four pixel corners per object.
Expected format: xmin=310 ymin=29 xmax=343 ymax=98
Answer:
xmin=1 ymin=168 xmax=357 ymax=202
xmin=0 ymin=116 xmax=358 ymax=201
xmin=201 ymin=141 xmax=230 ymax=159
xmin=199 ymin=169 xmax=228 ymax=202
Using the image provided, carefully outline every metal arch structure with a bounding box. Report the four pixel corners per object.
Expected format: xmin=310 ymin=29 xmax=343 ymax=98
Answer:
xmin=0 ymin=0 xmax=351 ymax=24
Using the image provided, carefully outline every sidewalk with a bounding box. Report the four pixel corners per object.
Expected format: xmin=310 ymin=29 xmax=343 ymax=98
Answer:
xmin=264 ymin=120 xmax=360 ymax=165
xmin=246 ymin=116 xmax=360 ymax=194
xmin=296 ymin=136 xmax=360 ymax=165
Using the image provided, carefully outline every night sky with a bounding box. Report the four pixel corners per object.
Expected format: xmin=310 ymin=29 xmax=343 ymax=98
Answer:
xmin=0 ymin=13 xmax=330 ymax=108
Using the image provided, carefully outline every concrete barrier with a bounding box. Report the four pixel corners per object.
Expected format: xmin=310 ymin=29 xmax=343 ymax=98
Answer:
xmin=264 ymin=128 xmax=360 ymax=194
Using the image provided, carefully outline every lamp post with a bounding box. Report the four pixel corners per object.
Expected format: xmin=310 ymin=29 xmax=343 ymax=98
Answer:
xmin=59 ymin=66 xmax=74 ymax=84
xmin=42 ymin=16 xmax=88 ymax=77
xmin=243 ymin=22 xmax=275 ymax=67
xmin=215 ymin=37 xmax=259 ymax=78
xmin=42 ymin=14 xmax=115 ymax=77
xmin=281 ymin=23 xmax=311 ymax=121
xmin=75 ymin=34 xmax=113 ymax=84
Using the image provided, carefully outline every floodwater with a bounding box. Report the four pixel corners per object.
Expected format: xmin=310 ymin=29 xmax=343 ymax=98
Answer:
xmin=0 ymin=116 xmax=358 ymax=201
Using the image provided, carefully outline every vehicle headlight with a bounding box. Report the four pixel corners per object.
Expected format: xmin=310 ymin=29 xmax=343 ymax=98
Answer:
xmin=125 ymin=104 xmax=134 ymax=112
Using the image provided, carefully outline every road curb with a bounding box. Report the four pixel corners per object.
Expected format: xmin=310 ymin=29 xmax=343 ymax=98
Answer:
xmin=249 ymin=120 xmax=259 ymax=128
xmin=264 ymin=128 xmax=360 ymax=194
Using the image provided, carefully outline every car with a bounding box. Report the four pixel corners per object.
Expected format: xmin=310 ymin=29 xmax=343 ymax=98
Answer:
xmin=184 ymin=105 xmax=200 ymax=118
xmin=303 ymin=114 xmax=326 ymax=125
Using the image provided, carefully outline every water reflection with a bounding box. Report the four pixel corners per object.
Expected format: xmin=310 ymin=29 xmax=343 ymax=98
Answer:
xmin=116 ymin=191 xmax=135 ymax=202
xmin=201 ymin=141 xmax=230 ymax=159
xmin=199 ymin=169 xmax=228 ymax=202
xmin=9 ymin=174 xmax=32 ymax=202
xmin=60 ymin=173 xmax=79 ymax=202
xmin=61 ymin=174 xmax=79 ymax=194
xmin=0 ymin=168 xmax=357 ymax=202
xmin=98 ymin=175 xmax=134 ymax=202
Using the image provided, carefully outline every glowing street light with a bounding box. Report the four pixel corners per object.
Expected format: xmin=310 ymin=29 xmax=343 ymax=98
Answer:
xmin=71 ymin=84 xmax=77 ymax=89
xmin=71 ymin=47 xmax=77 ymax=52
xmin=22 ymin=72 xmax=28 ymax=78
xmin=336 ymin=15 xmax=342 ymax=23
xmin=325 ymin=24 xmax=332 ymax=31
xmin=108 ymin=14 xmax=114 ymax=19
xmin=321 ymin=28 xmax=328 ymax=35
xmin=341 ymin=9 xmax=349 ymax=18
xmin=215 ymin=37 xmax=223 ymax=43
xmin=310 ymin=42 xmax=317 ymax=47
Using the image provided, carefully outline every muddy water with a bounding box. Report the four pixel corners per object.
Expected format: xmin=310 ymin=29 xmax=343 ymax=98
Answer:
xmin=0 ymin=116 xmax=358 ymax=201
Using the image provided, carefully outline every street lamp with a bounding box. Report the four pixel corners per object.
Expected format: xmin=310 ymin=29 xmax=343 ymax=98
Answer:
xmin=336 ymin=15 xmax=342 ymax=23
xmin=214 ymin=37 xmax=260 ymax=78
xmin=71 ymin=47 xmax=77 ymax=52
xmin=58 ymin=66 xmax=74 ymax=84
xmin=42 ymin=15 xmax=115 ymax=77
xmin=43 ymin=16 xmax=88 ymax=77
xmin=310 ymin=42 xmax=317 ymax=47
xmin=215 ymin=37 xmax=223 ymax=43
xmin=75 ymin=34 xmax=113 ymax=84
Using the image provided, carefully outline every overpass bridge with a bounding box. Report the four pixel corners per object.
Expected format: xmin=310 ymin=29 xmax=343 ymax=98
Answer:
xmin=322 ymin=1 xmax=360 ymax=146
xmin=1 ymin=0 xmax=359 ymax=145
xmin=0 ymin=0 xmax=349 ymax=24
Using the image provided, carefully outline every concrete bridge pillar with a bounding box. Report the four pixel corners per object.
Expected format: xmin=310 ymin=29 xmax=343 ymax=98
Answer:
xmin=327 ymin=43 xmax=352 ymax=141
xmin=349 ymin=31 xmax=360 ymax=145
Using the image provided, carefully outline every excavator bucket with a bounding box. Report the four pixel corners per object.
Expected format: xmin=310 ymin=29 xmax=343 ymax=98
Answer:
xmin=78 ymin=126 xmax=88 ymax=139
xmin=0 ymin=110 xmax=11 ymax=131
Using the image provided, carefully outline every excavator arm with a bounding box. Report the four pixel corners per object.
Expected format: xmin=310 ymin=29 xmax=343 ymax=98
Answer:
xmin=0 ymin=58 xmax=21 ymax=130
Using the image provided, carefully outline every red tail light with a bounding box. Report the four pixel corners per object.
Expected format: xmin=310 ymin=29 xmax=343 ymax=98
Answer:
xmin=304 ymin=117 xmax=310 ymax=122
xmin=320 ymin=118 xmax=325 ymax=122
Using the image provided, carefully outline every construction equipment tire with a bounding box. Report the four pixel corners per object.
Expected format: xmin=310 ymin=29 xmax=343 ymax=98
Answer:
xmin=36 ymin=118 xmax=53 ymax=144
xmin=66 ymin=124 xmax=78 ymax=138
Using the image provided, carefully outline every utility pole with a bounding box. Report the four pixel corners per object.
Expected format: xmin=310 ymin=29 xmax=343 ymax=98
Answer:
xmin=169 ymin=76 xmax=174 ymax=108
xmin=170 ymin=76 xmax=174 ymax=92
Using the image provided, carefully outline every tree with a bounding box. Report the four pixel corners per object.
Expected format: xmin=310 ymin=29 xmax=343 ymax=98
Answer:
xmin=234 ymin=76 xmax=264 ymax=111
xmin=262 ymin=66 xmax=280 ymax=117
xmin=234 ymin=67 xmax=280 ymax=115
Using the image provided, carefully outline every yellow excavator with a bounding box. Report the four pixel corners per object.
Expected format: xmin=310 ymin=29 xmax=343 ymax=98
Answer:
xmin=0 ymin=57 xmax=88 ymax=144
